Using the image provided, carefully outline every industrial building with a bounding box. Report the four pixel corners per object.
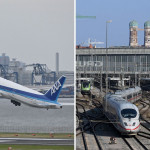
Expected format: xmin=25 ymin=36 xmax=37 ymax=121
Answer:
xmin=0 ymin=53 xmax=10 ymax=66
xmin=0 ymin=53 xmax=74 ymax=85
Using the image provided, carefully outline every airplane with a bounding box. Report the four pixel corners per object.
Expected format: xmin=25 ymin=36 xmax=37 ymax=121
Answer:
xmin=0 ymin=75 xmax=72 ymax=109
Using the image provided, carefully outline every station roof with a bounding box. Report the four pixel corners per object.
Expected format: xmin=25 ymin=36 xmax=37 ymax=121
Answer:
xmin=76 ymin=47 xmax=150 ymax=55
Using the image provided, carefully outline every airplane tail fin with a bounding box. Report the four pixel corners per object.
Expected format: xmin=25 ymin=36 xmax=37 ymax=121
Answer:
xmin=44 ymin=76 xmax=66 ymax=101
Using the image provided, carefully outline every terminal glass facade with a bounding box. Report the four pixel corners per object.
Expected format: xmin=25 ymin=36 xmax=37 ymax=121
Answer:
xmin=77 ymin=54 xmax=150 ymax=74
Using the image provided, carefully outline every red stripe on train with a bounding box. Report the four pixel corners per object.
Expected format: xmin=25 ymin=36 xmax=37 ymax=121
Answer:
xmin=128 ymin=94 xmax=142 ymax=102
xmin=118 ymin=124 xmax=140 ymax=131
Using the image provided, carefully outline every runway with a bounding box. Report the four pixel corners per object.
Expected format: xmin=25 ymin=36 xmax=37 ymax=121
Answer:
xmin=0 ymin=138 xmax=74 ymax=145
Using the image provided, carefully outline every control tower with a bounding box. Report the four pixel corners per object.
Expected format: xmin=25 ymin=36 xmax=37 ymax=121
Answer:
xmin=144 ymin=21 xmax=150 ymax=47
xmin=129 ymin=20 xmax=138 ymax=47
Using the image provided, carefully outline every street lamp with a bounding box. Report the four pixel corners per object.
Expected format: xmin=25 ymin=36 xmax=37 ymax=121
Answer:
xmin=105 ymin=20 xmax=112 ymax=112
xmin=106 ymin=20 xmax=112 ymax=49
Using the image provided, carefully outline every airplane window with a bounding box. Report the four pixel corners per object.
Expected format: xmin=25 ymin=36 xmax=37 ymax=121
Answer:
xmin=121 ymin=109 xmax=137 ymax=118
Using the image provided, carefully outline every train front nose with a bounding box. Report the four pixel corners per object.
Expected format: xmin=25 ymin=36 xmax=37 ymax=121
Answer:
xmin=123 ymin=121 xmax=140 ymax=133
xmin=125 ymin=125 xmax=132 ymax=132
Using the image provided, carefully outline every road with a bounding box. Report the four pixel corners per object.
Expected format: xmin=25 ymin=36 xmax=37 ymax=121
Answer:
xmin=0 ymin=138 xmax=74 ymax=145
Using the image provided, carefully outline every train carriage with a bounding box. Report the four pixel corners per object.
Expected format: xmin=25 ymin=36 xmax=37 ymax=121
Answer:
xmin=103 ymin=94 xmax=140 ymax=135
xmin=81 ymin=80 xmax=91 ymax=95
xmin=114 ymin=86 xmax=142 ymax=103
xmin=103 ymin=86 xmax=142 ymax=135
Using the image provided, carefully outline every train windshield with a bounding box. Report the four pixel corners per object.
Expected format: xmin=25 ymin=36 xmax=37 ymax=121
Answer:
xmin=121 ymin=109 xmax=137 ymax=118
xmin=83 ymin=82 xmax=90 ymax=88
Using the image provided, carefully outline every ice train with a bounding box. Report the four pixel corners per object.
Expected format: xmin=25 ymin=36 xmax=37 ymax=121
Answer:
xmin=114 ymin=86 xmax=142 ymax=103
xmin=103 ymin=87 xmax=141 ymax=135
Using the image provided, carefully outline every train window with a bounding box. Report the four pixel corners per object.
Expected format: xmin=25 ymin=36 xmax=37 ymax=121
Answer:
xmin=127 ymin=94 xmax=132 ymax=99
xmin=82 ymin=82 xmax=90 ymax=88
xmin=121 ymin=109 xmax=137 ymax=118
xmin=133 ymin=93 xmax=136 ymax=97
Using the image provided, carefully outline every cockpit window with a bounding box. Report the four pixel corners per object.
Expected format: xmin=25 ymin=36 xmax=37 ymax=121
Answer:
xmin=121 ymin=109 xmax=137 ymax=118
xmin=83 ymin=82 xmax=90 ymax=88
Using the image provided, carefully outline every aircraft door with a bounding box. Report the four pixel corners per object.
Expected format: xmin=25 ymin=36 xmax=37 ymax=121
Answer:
xmin=30 ymin=98 xmax=36 ymax=104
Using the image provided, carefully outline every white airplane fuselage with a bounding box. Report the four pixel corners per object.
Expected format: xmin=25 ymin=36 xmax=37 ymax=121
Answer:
xmin=0 ymin=76 xmax=65 ymax=109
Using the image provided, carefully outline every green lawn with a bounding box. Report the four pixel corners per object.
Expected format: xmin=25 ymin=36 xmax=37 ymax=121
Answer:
xmin=0 ymin=145 xmax=73 ymax=150
xmin=0 ymin=133 xmax=74 ymax=139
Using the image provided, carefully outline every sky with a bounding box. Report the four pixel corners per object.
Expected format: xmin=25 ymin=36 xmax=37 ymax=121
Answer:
xmin=77 ymin=0 xmax=150 ymax=47
xmin=0 ymin=0 xmax=74 ymax=71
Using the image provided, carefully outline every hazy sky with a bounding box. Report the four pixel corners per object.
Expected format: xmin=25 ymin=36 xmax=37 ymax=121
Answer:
xmin=77 ymin=0 xmax=150 ymax=47
xmin=0 ymin=0 xmax=74 ymax=71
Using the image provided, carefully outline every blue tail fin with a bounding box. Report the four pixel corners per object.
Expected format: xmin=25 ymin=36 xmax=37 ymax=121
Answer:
xmin=44 ymin=76 xmax=66 ymax=101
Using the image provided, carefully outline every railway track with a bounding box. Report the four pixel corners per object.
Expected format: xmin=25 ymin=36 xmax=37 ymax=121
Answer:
xmin=123 ymin=91 xmax=150 ymax=150
xmin=123 ymin=136 xmax=149 ymax=150
xmin=76 ymin=101 xmax=103 ymax=150
xmin=76 ymin=91 xmax=150 ymax=150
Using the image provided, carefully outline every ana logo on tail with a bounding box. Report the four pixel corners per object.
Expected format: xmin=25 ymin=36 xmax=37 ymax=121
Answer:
xmin=51 ymin=80 xmax=61 ymax=95
xmin=44 ymin=76 xmax=66 ymax=101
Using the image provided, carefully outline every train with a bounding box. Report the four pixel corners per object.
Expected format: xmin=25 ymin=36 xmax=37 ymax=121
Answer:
xmin=103 ymin=87 xmax=142 ymax=135
xmin=114 ymin=86 xmax=142 ymax=103
xmin=81 ymin=80 xmax=91 ymax=95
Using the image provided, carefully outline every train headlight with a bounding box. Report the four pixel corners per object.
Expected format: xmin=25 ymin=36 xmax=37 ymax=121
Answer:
xmin=132 ymin=122 xmax=136 ymax=126
xmin=124 ymin=122 xmax=128 ymax=126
